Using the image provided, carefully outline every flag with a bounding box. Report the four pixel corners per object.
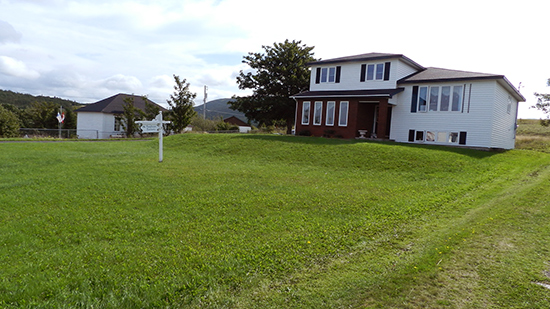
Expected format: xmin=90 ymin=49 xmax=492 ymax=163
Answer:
xmin=56 ymin=112 xmax=65 ymax=123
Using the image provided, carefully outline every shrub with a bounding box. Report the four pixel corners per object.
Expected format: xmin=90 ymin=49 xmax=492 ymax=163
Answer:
xmin=0 ymin=105 xmax=20 ymax=138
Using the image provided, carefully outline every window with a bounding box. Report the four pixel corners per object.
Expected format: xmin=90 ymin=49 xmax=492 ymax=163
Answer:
xmin=326 ymin=101 xmax=335 ymax=126
xmin=426 ymin=131 xmax=435 ymax=142
xmin=302 ymin=102 xmax=310 ymax=125
xmin=114 ymin=117 xmax=122 ymax=131
xmin=366 ymin=64 xmax=375 ymax=80
xmin=437 ymin=132 xmax=447 ymax=142
xmin=452 ymin=86 xmax=463 ymax=111
xmin=413 ymin=85 xmax=462 ymax=113
xmin=448 ymin=132 xmax=459 ymax=143
xmin=507 ymin=96 xmax=512 ymax=114
xmin=418 ymin=86 xmax=428 ymax=112
xmin=313 ymin=101 xmax=322 ymax=125
xmin=375 ymin=63 xmax=384 ymax=80
xmin=339 ymin=101 xmax=349 ymax=126
xmin=429 ymin=87 xmax=439 ymax=111
xmin=363 ymin=63 xmax=387 ymax=81
xmin=318 ymin=66 xmax=339 ymax=83
xmin=320 ymin=68 xmax=328 ymax=83
xmin=440 ymin=86 xmax=450 ymax=111
xmin=415 ymin=130 xmax=424 ymax=141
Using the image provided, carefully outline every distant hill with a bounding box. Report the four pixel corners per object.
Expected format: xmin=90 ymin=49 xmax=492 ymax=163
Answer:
xmin=194 ymin=98 xmax=251 ymax=124
xmin=0 ymin=89 xmax=81 ymax=109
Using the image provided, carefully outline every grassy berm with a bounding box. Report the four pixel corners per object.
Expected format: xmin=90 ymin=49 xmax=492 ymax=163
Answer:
xmin=1 ymin=133 xmax=550 ymax=308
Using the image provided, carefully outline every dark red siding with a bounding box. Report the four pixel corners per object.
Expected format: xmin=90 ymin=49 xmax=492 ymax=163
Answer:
xmin=295 ymin=97 xmax=392 ymax=140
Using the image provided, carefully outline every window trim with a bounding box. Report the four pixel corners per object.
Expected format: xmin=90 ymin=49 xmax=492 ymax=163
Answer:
xmin=318 ymin=66 xmax=340 ymax=84
xmin=326 ymin=101 xmax=335 ymax=126
xmin=301 ymin=101 xmax=310 ymax=125
xmin=338 ymin=101 xmax=349 ymax=127
xmin=313 ymin=101 xmax=323 ymax=126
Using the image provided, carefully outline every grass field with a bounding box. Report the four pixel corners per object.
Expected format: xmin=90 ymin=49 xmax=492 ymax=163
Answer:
xmin=1 ymin=134 xmax=550 ymax=308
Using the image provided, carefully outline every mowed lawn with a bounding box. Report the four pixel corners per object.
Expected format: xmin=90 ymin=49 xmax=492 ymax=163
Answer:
xmin=1 ymin=134 xmax=550 ymax=308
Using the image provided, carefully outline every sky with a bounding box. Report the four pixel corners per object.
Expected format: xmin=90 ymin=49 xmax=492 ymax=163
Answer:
xmin=0 ymin=0 xmax=548 ymax=119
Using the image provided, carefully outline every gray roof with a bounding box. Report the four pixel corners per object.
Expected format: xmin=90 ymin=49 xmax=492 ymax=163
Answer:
xmin=399 ymin=67 xmax=502 ymax=83
xmin=399 ymin=67 xmax=525 ymax=101
xmin=308 ymin=52 xmax=425 ymax=70
xmin=76 ymin=93 xmax=166 ymax=114
xmin=292 ymin=88 xmax=405 ymax=99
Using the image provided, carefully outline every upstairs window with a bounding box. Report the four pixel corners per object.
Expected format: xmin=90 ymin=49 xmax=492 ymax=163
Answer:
xmin=418 ymin=86 xmax=428 ymax=112
xmin=429 ymin=87 xmax=440 ymax=111
xmin=316 ymin=66 xmax=341 ymax=84
xmin=412 ymin=85 xmax=463 ymax=113
xmin=360 ymin=62 xmax=391 ymax=82
xmin=452 ymin=86 xmax=463 ymax=111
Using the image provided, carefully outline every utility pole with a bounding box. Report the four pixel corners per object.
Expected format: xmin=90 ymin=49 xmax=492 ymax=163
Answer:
xmin=203 ymin=85 xmax=208 ymax=119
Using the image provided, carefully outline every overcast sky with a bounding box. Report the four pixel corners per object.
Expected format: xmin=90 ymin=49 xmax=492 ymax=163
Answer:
xmin=0 ymin=0 xmax=548 ymax=118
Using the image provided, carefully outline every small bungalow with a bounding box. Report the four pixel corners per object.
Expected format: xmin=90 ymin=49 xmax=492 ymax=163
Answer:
xmin=292 ymin=53 xmax=525 ymax=149
xmin=76 ymin=93 xmax=166 ymax=139
xmin=224 ymin=116 xmax=252 ymax=133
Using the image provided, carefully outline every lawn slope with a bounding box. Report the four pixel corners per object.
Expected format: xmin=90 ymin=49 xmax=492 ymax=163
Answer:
xmin=1 ymin=135 xmax=549 ymax=308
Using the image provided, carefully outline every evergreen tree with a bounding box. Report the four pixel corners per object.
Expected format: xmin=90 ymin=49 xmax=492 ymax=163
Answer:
xmin=166 ymin=75 xmax=196 ymax=134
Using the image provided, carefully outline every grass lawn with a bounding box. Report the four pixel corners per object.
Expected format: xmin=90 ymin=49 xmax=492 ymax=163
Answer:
xmin=1 ymin=134 xmax=550 ymax=308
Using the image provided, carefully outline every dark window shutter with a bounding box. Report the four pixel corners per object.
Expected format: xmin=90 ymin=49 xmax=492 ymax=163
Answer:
xmin=459 ymin=132 xmax=467 ymax=145
xmin=335 ymin=66 xmax=341 ymax=83
xmin=384 ymin=62 xmax=391 ymax=81
xmin=408 ymin=130 xmax=415 ymax=142
xmin=411 ymin=86 xmax=418 ymax=113
xmin=360 ymin=64 xmax=366 ymax=82
xmin=315 ymin=68 xmax=321 ymax=84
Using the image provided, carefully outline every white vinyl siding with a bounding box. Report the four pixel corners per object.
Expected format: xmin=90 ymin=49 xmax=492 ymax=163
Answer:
xmin=309 ymin=58 xmax=420 ymax=91
xmin=391 ymin=81 xmax=518 ymax=149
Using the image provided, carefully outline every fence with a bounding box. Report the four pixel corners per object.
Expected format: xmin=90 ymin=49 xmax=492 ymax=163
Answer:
xmin=19 ymin=128 xmax=78 ymax=139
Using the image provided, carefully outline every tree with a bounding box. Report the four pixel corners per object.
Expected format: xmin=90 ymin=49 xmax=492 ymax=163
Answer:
xmin=533 ymin=78 xmax=550 ymax=126
xmin=0 ymin=104 xmax=20 ymax=137
xmin=25 ymin=101 xmax=59 ymax=128
xmin=166 ymin=75 xmax=197 ymax=134
xmin=230 ymin=39 xmax=317 ymax=134
xmin=120 ymin=96 xmax=145 ymax=137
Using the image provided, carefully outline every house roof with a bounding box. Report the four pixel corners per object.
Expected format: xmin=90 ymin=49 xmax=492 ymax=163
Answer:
xmin=224 ymin=116 xmax=249 ymax=126
xmin=76 ymin=93 xmax=167 ymax=114
xmin=291 ymin=88 xmax=405 ymax=99
xmin=308 ymin=52 xmax=425 ymax=70
xmin=399 ymin=67 xmax=525 ymax=101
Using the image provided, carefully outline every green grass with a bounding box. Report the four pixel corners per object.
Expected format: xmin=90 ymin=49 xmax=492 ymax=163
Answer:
xmin=1 ymin=134 xmax=550 ymax=308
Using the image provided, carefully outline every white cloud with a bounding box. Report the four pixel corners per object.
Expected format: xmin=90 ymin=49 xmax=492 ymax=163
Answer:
xmin=0 ymin=20 xmax=21 ymax=44
xmin=0 ymin=56 xmax=39 ymax=79
xmin=97 ymin=74 xmax=143 ymax=93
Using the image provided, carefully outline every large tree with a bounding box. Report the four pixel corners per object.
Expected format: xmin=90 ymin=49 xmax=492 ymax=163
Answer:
xmin=230 ymin=39 xmax=317 ymax=134
xmin=533 ymin=78 xmax=550 ymax=126
xmin=120 ymin=96 xmax=145 ymax=137
xmin=166 ymin=75 xmax=197 ymax=134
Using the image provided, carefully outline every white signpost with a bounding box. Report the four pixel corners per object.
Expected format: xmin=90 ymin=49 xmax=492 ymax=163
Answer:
xmin=136 ymin=111 xmax=171 ymax=162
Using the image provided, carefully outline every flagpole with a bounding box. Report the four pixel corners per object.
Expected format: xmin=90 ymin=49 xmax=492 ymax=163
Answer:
xmin=58 ymin=106 xmax=62 ymax=139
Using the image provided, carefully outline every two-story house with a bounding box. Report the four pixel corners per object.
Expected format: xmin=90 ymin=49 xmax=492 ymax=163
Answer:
xmin=292 ymin=53 xmax=524 ymax=149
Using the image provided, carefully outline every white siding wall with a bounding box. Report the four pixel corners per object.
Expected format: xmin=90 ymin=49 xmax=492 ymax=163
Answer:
xmin=309 ymin=59 xmax=420 ymax=91
xmin=390 ymin=80 xmax=516 ymax=149
xmin=77 ymin=112 xmax=118 ymax=139
xmin=490 ymin=82 xmax=518 ymax=149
